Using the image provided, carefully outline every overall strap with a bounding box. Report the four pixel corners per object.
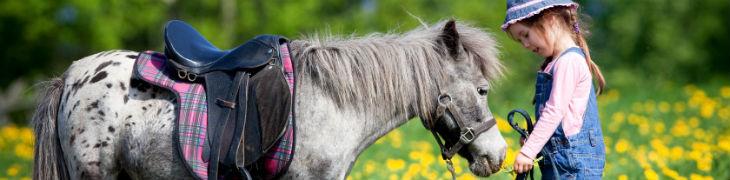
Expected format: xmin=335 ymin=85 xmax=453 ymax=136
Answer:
xmin=549 ymin=47 xmax=585 ymax=74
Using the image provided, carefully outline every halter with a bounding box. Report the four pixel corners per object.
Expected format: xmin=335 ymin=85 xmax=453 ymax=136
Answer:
xmin=422 ymin=93 xmax=497 ymax=180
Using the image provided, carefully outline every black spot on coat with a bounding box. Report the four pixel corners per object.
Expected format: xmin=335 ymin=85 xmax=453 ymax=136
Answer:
xmin=126 ymin=54 xmax=139 ymax=59
xmin=108 ymin=126 xmax=115 ymax=133
xmin=90 ymin=71 xmax=108 ymax=83
xmin=95 ymin=61 xmax=113 ymax=73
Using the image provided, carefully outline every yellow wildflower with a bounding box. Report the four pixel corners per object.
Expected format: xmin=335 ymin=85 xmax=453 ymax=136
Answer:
xmin=615 ymin=139 xmax=630 ymax=153
xmin=6 ymin=164 xmax=20 ymax=176
xmin=721 ymin=86 xmax=730 ymax=98
xmin=386 ymin=159 xmax=405 ymax=171
xmin=644 ymin=100 xmax=656 ymax=113
xmin=644 ymin=168 xmax=659 ymax=180
xmin=389 ymin=174 xmax=398 ymax=180
xmin=15 ymin=143 xmax=33 ymax=160
xmin=654 ymin=122 xmax=665 ymax=133
xmin=618 ymin=174 xmax=628 ymax=180
xmin=496 ymin=116 xmax=511 ymax=133
xmin=700 ymin=100 xmax=716 ymax=119
xmin=718 ymin=136 xmax=730 ymax=152
xmin=658 ymin=101 xmax=671 ymax=113
xmin=20 ymin=127 xmax=33 ymax=145
xmin=388 ymin=130 xmax=402 ymax=148
xmin=2 ymin=125 xmax=20 ymax=141
xmin=690 ymin=173 xmax=714 ymax=180
xmin=364 ymin=161 xmax=375 ymax=174
xmin=671 ymin=120 xmax=690 ymax=137
xmin=612 ymin=111 xmax=625 ymax=123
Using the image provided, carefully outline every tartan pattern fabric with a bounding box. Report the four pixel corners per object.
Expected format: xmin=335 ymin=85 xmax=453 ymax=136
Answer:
xmin=134 ymin=51 xmax=209 ymax=179
xmin=133 ymin=43 xmax=296 ymax=180
xmin=259 ymin=44 xmax=296 ymax=179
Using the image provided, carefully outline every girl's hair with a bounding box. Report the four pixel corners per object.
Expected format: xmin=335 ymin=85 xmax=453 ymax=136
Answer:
xmin=512 ymin=6 xmax=606 ymax=95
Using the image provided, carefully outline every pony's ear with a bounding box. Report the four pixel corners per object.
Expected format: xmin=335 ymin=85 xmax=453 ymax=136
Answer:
xmin=441 ymin=20 xmax=461 ymax=58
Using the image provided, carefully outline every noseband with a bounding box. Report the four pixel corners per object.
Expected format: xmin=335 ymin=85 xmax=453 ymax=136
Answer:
xmin=422 ymin=93 xmax=497 ymax=180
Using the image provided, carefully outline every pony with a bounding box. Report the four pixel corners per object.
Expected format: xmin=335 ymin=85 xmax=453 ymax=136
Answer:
xmin=32 ymin=20 xmax=506 ymax=179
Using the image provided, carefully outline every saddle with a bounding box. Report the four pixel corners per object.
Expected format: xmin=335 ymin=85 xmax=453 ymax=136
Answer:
xmin=163 ymin=20 xmax=293 ymax=179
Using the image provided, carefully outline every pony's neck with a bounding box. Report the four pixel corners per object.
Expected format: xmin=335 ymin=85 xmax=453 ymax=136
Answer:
xmin=290 ymin=35 xmax=444 ymax=119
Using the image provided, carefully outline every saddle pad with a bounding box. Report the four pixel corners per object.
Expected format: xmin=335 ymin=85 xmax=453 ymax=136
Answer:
xmin=133 ymin=43 xmax=296 ymax=180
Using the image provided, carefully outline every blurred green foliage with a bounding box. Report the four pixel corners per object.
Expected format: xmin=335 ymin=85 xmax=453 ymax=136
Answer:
xmin=0 ymin=0 xmax=728 ymax=126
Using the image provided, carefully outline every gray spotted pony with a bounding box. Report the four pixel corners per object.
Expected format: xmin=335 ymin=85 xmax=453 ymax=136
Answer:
xmin=33 ymin=20 xmax=507 ymax=179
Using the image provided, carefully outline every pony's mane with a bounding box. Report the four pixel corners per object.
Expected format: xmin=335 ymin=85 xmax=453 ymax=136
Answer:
xmin=290 ymin=20 xmax=503 ymax=118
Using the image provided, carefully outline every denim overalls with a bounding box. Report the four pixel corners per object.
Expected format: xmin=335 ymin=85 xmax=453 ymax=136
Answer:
xmin=533 ymin=47 xmax=606 ymax=179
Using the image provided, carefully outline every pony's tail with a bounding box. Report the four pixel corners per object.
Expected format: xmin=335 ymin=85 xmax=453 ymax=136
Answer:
xmin=32 ymin=76 xmax=69 ymax=180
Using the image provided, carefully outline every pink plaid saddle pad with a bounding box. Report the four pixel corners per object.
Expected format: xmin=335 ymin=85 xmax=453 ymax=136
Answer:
xmin=133 ymin=44 xmax=296 ymax=180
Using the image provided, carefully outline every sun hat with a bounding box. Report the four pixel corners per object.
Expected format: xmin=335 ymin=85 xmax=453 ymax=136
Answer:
xmin=501 ymin=0 xmax=578 ymax=31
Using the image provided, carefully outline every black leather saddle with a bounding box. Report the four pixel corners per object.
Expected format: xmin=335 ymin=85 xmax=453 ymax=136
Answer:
xmin=164 ymin=20 xmax=281 ymax=76
xmin=163 ymin=20 xmax=292 ymax=180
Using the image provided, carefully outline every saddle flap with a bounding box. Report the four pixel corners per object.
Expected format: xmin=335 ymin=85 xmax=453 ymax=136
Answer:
xmin=239 ymin=63 xmax=292 ymax=165
xmin=252 ymin=64 xmax=292 ymax=151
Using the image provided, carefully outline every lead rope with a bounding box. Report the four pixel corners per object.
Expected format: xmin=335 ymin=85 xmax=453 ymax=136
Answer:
xmin=445 ymin=159 xmax=456 ymax=180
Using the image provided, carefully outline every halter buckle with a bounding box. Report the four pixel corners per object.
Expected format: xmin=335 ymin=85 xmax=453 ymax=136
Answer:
xmin=460 ymin=127 xmax=475 ymax=144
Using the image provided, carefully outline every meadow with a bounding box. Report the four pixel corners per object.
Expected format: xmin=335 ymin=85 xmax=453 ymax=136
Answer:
xmin=3 ymin=83 xmax=727 ymax=179
xmin=345 ymin=83 xmax=729 ymax=180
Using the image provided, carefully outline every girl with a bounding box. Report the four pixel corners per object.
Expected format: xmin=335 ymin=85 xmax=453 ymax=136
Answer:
xmin=501 ymin=0 xmax=607 ymax=179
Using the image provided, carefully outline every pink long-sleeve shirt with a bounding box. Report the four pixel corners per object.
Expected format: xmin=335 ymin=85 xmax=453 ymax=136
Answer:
xmin=520 ymin=48 xmax=593 ymax=159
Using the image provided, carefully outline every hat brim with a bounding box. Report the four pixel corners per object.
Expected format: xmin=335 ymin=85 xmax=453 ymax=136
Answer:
xmin=501 ymin=2 xmax=578 ymax=31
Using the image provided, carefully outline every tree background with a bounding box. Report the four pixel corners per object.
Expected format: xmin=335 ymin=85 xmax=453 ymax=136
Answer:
xmin=1 ymin=0 xmax=729 ymax=179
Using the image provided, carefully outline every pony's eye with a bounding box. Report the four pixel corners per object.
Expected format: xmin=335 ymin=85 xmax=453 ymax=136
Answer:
xmin=477 ymin=87 xmax=489 ymax=96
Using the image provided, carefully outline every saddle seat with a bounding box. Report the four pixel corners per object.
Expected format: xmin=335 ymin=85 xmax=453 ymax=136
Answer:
xmin=164 ymin=20 xmax=281 ymax=75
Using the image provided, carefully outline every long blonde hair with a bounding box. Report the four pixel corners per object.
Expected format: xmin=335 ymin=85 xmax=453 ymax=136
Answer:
xmin=513 ymin=6 xmax=606 ymax=94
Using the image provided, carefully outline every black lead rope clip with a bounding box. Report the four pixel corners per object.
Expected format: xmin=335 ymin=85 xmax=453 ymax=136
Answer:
xmin=507 ymin=109 xmax=535 ymax=180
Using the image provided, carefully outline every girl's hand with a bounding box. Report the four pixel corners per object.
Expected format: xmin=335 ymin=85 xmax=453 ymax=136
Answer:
xmin=513 ymin=153 xmax=534 ymax=173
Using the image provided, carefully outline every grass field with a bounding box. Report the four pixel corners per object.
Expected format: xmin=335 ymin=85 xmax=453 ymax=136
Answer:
xmin=1 ymin=83 xmax=729 ymax=179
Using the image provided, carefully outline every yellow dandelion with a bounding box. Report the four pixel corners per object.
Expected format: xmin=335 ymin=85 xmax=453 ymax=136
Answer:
xmin=388 ymin=130 xmax=402 ymax=148
xmin=15 ymin=143 xmax=34 ymax=160
xmin=644 ymin=168 xmax=659 ymax=180
xmin=689 ymin=89 xmax=708 ymax=108
xmin=2 ymin=125 xmax=20 ymax=141
xmin=457 ymin=173 xmax=477 ymax=180
xmin=6 ymin=164 xmax=20 ymax=176
xmin=364 ymin=161 xmax=375 ymax=175
xmin=661 ymin=167 xmax=682 ymax=179
xmin=658 ymin=101 xmax=671 ymax=113
xmin=20 ymin=127 xmax=33 ymax=145
xmin=670 ymin=146 xmax=684 ymax=161
xmin=644 ymin=100 xmax=656 ymax=113
xmin=496 ymin=116 xmax=512 ymax=133
xmin=615 ymin=139 xmax=630 ymax=153
xmin=700 ymin=100 xmax=716 ymax=119
xmin=671 ymin=120 xmax=690 ymax=137
xmin=386 ymin=159 xmax=405 ymax=171
xmin=389 ymin=174 xmax=398 ymax=180
xmin=718 ymin=136 xmax=730 ymax=152
xmin=618 ymin=174 xmax=628 ymax=180
xmin=612 ymin=111 xmax=626 ymax=123
xmin=690 ymin=173 xmax=714 ymax=180
xmin=654 ymin=122 xmax=665 ymax=133
xmin=697 ymin=158 xmax=712 ymax=172
xmin=718 ymin=107 xmax=730 ymax=120
xmin=721 ymin=86 xmax=730 ymax=98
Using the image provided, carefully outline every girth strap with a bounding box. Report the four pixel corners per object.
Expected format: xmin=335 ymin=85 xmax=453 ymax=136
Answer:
xmin=204 ymin=71 xmax=250 ymax=180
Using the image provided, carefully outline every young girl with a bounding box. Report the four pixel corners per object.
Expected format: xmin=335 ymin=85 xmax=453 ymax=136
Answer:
xmin=501 ymin=0 xmax=607 ymax=179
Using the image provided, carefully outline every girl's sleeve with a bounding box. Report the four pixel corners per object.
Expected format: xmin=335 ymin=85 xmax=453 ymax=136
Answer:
xmin=519 ymin=54 xmax=582 ymax=159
